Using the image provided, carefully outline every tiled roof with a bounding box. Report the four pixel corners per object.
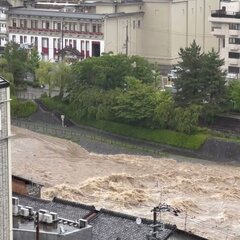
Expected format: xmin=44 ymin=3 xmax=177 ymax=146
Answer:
xmin=90 ymin=208 xmax=175 ymax=240
xmin=14 ymin=194 xmax=95 ymax=220
xmin=0 ymin=76 xmax=9 ymax=89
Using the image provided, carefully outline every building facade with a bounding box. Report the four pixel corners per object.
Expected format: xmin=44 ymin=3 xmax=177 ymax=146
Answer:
xmin=210 ymin=0 xmax=240 ymax=77
xmin=4 ymin=0 xmax=219 ymax=68
xmin=0 ymin=77 xmax=12 ymax=240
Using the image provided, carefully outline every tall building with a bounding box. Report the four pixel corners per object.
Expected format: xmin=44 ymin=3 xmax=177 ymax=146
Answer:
xmin=210 ymin=0 xmax=240 ymax=77
xmin=5 ymin=0 xmax=219 ymax=70
xmin=0 ymin=77 xmax=12 ymax=240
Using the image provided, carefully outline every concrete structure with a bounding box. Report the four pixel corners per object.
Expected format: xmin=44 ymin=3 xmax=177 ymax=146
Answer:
xmin=0 ymin=77 xmax=12 ymax=240
xmin=5 ymin=0 xmax=219 ymax=69
xmin=210 ymin=0 xmax=240 ymax=77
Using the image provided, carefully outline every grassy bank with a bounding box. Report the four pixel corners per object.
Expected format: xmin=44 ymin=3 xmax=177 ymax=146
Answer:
xmin=41 ymin=97 xmax=208 ymax=150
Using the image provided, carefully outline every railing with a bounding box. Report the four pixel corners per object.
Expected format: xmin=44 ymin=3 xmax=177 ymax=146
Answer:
xmin=211 ymin=10 xmax=240 ymax=18
xmin=11 ymin=119 xmax=165 ymax=156
xmin=8 ymin=26 xmax=103 ymax=36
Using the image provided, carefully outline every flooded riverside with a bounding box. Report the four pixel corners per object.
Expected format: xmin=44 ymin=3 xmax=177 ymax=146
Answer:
xmin=12 ymin=126 xmax=240 ymax=240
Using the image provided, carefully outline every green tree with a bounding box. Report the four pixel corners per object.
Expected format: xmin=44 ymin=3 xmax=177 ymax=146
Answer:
xmin=174 ymin=41 xmax=226 ymax=107
xmin=113 ymin=77 xmax=157 ymax=126
xmin=174 ymin=40 xmax=204 ymax=105
xmin=35 ymin=61 xmax=56 ymax=97
xmin=27 ymin=47 xmax=40 ymax=82
xmin=227 ymin=80 xmax=240 ymax=111
xmin=71 ymin=54 xmax=155 ymax=90
xmin=52 ymin=61 xmax=72 ymax=100
xmin=3 ymin=42 xmax=28 ymax=84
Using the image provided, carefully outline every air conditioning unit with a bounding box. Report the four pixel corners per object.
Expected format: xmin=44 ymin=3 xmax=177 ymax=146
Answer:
xmin=50 ymin=212 xmax=58 ymax=221
xmin=20 ymin=208 xmax=29 ymax=217
xmin=42 ymin=214 xmax=53 ymax=224
xmin=39 ymin=209 xmax=49 ymax=214
xmin=12 ymin=205 xmax=19 ymax=216
xmin=12 ymin=197 xmax=19 ymax=206
xmin=79 ymin=219 xmax=87 ymax=228
xmin=25 ymin=206 xmax=34 ymax=216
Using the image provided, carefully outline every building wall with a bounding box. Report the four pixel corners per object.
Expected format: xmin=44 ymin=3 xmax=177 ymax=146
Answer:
xmin=104 ymin=14 xmax=142 ymax=55
xmin=13 ymin=227 xmax=92 ymax=240
xmin=0 ymin=85 xmax=12 ymax=240
xmin=141 ymin=0 xmax=219 ymax=67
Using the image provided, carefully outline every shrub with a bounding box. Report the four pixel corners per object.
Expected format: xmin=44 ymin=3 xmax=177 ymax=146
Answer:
xmin=11 ymin=98 xmax=37 ymax=118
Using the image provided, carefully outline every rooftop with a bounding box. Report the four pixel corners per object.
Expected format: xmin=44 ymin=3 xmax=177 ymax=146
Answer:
xmin=0 ymin=76 xmax=9 ymax=89
xmin=7 ymin=8 xmax=106 ymax=20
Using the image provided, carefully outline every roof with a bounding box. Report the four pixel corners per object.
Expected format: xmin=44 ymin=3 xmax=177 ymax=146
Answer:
xmin=12 ymin=175 xmax=44 ymax=186
xmin=0 ymin=76 xmax=9 ymax=89
xmin=90 ymin=208 xmax=175 ymax=240
xmin=7 ymin=7 xmax=106 ymax=20
xmin=14 ymin=193 xmax=95 ymax=220
xmin=13 ymin=194 xmax=207 ymax=240
xmin=0 ymin=1 xmax=12 ymax=7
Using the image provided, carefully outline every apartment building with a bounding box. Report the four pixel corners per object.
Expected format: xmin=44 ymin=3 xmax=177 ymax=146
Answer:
xmin=210 ymin=0 xmax=240 ymax=77
xmin=0 ymin=77 xmax=12 ymax=240
xmin=4 ymin=0 xmax=219 ymax=69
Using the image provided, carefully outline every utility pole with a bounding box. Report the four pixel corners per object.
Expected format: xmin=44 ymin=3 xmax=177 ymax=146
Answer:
xmin=35 ymin=211 xmax=40 ymax=240
xmin=184 ymin=209 xmax=188 ymax=231
xmin=61 ymin=19 xmax=64 ymax=61
xmin=125 ymin=21 xmax=128 ymax=56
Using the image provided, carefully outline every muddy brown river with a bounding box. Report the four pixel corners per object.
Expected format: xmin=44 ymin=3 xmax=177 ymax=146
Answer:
xmin=11 ymin=126 xmax=240 ymax=240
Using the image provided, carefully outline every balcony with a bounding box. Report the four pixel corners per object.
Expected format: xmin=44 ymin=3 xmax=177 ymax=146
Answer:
xmin=211 ymin=10 xmax=240 ymax=19
xmin=212 ymin=27 xmax=225 ymax=37
xmin=8 ymin=26 xmax=104 ymax=39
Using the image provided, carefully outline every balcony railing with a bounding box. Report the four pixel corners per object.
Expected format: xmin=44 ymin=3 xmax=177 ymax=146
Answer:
xmin=211 ymin=10 xmax=240 ymax=18
xmin=8 ymin=26 xmax=103 ymax=37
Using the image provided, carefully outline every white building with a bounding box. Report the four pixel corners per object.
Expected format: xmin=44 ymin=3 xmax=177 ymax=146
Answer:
xmin=4 ymin=0 xmax=220 ymax=70
xmin=210 ymin=0 xmax=240 ymax=77
xmin=0 ymin=77 xmax=12 ymax=240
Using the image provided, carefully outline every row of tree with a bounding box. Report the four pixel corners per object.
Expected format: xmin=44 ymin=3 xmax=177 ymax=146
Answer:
xmin=1 ymin=41 xmax=240 ymax=133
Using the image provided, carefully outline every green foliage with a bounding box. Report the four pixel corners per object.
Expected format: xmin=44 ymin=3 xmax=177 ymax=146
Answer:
xmin=175 ymin=41 xmax=226 ymax=107
xmin=11 ymin=97 xmax=37 ymax=118
xmin=70 ymin=54 xmax=155 ymax=91
xmin=3 ymin=42 xmax=28 ymax=84
xmin=227 ymin=80 xmax=240 ymax=111
xmin=40 ymin=97 xmax=208 ymax=150
xmin=35 ymin=61 xmax=56 ymax=97
xmin=170 ymin=105 xmax=202 ymax=134
xmin=27 ymin=47 xmax=40 ymax=81
xmin=113 ymin=77 xmax=157 ymax=126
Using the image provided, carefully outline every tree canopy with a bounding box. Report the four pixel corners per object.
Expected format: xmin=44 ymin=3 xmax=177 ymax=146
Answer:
xmin=174 ymin=41 xmax=226 ymax=107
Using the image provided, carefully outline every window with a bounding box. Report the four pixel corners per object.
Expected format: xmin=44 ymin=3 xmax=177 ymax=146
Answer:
xmin=229 ymin=23 xmax=240 ymax=30
xmin=12 ymin=35 xmax=16 ymax=42
xmin=133 ymin=20 xmax=135 ymax=29
xmin=229 ymin=66 xmax=240 ymax=73
xmin=97 ymin=24 xmax=102 ymax=33
xmin=24 ymin=36 xmax=27 ymax=43
xmin=137 ymin=20 xmax=141 ymax=28
xmin=92 ymin=24 xmax=97 ymax=32
xmin=85 ymin=23 xmax=89 ymax=32
xmin=12 ymin=18 xmax=16 ymax=27
xmin=229 ymin=38 xmax=240 ymax=44
xmin=20 ymin=36 xmax=23 ymax=44
xmin=223 ymin=38 xmax=225 ymax=48
xmin=229 ymin=52 xmax=240 ymax=59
